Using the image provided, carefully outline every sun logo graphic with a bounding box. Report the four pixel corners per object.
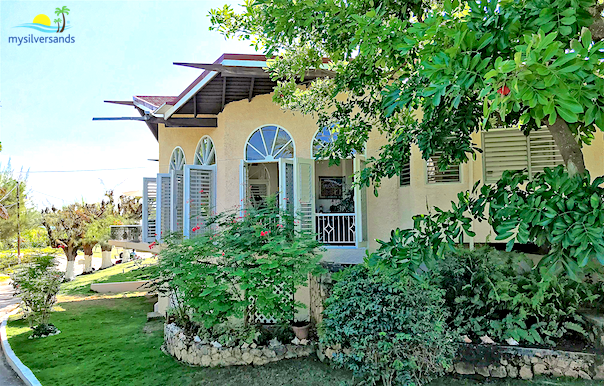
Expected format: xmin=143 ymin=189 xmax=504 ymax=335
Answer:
xmin=15 ymin=6 xmax=71 ymax=33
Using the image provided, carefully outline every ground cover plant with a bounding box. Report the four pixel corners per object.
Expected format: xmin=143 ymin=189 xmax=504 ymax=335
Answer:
xmin=321 ymin=264 xmax=457 ymax=386
xmin=435 ymin=248 xmax=604 ymax=348
xmin=7 ymin=294 xmax=602 ymax=386
xmin=150 ymin=197 xmax=323 ymax=342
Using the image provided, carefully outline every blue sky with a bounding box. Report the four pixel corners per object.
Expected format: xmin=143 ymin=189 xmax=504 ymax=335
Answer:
xmin=0 ymin=0 xmax=256 ymax=208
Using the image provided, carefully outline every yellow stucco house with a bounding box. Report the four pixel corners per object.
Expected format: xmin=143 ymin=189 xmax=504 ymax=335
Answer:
xmin=103 ymin=53 xmax=604 ymax=264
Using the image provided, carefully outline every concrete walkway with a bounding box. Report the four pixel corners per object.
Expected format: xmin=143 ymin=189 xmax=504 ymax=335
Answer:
xmin=0 ymin=282 xmax=25 ymax=386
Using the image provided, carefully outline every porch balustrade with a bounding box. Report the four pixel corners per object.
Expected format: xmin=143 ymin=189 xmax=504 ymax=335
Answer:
xmin=315 ymin=213 xmax=356 ymax=245
xmin=110 ymin=225 xmax=142 ymax=242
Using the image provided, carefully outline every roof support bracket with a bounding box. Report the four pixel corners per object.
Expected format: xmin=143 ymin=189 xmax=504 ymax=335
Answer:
xmin=193 ymin=94 xmax=197 ymax=118
xmin=248 ymin=77 xmax=255 ymax=102
xmin=221 ymin=77 xmax=227 ymax=111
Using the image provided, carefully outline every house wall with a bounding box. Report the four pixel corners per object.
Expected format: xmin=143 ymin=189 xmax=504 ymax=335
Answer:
xmin=156 ymin=93 xmax=604 ymax=252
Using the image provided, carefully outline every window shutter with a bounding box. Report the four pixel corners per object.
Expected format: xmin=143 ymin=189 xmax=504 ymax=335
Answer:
xmin=483 ymin=128 xmax=563 ymax=182
xmin=528 ymin=130 xmax=564 ymax=176
xmin=142 ymin=178 xmax=157 ymax=242
xmin=427 ymin=152 xmax=460 ymax=183
xmin=294 ymin=158 xmax=315 ymax=233
xmin=170 ymin=170 xmax=184 ymax=234
xmin=483 ymin=129 xmax=529 ymax=183
xmin=155 ymin=173 xmax=171 ymax=242
xmin=183 ymin=165 xmax=215 ymax=238
xmin=399 ymin=161 xmax=411 ymax=187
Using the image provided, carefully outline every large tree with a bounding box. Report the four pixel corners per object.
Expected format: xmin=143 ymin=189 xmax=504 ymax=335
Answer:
xmin=210 ymin=0 xmax=604 ymax=185
xmin=41 ymin=202 xmax=107 ymax=279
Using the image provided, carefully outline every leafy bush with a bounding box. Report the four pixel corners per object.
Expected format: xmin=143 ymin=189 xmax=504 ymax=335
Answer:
xmin=151 ymin=197 xmax=323 ymax=329
xmin=10 ymin=255 xmax=63 ymax=331
xmin=436 ymin=248 xmax=604 ymax=347
xmin=373 ymin=166 xmax=604 ymax=280
xmin=321 ymin=265 xmax=456 ymax=386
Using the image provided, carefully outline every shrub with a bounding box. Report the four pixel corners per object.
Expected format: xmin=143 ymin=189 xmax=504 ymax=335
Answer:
xmin=321 ymin=265 xmax=456 ymax=386
xmin=10 ymin=255 xmax=63 ymax=332
xmin=436 ymin=247 xmax=604 ymax=347
xmin=151 ymin=197 xmax=324 ymax=329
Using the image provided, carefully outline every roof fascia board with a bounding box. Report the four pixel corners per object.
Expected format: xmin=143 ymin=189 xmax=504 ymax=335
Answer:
xmin=221 ymin=59 xmax=267 ymax=68
xmin=164 ymin=71 xmax=219 ymax=119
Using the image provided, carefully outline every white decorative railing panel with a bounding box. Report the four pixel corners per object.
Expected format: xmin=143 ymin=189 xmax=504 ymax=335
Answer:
xmin=315 ymin=213 xmax=356 ymax=245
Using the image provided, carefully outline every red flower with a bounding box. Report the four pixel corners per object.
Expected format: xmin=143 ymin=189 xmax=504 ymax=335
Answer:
xmin=149 ymin=241 xmax=157 ymax=249
xmin=260 ymin=230 xmax=271 ymax=236
xmin=497 ymin=85 xmax=511 ymax=96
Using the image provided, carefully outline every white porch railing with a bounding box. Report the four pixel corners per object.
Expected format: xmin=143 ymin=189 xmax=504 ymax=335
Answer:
xmin=315 ymin=213 xmax=356 ymax=245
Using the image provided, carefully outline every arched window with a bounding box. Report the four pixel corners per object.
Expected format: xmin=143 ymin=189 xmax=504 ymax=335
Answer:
xmin=194 ymin=136 xmax=216 ymax=166
xmin=169 ymin=147 xmax=186 ymax=171
xmin=245 ymin=125 xmax=294 ymax=161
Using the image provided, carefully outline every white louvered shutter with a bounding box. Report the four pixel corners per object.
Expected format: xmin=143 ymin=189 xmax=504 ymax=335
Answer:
xmin=183 ymin=165 xmax=215 ymax=238
xmin=294 ymin=158 xmax=315 ymax=233
xmin=483 ymin=128 xmax=563 ymax=182
xmin=170 ymin=170 xmax=184 ymax=234
xmin=483 ymin=129 xmax=529 ymax=183
xmin=142 ymin=177 xmax=157 ymax=242
xmin=155 ymin=173 xmax=171 ymax=242
xmin=278 ymin=158 xmax=294 ymax=214
xmin=240 ymin=160 xmax=248 ymax=216
xmin=528 ymin=130 xmax=564 ymax=176
xmin=426 ymin=152 xmax=461 ymax=183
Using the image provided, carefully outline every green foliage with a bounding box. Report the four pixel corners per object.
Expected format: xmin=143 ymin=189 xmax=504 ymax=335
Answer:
xmin=151 ymin=197 xmax=324 ymax=329
xmin=373 ymin=166 xmax=604 ymax=278
xmin=436 ymin=248 xmax=603 ymax=347
xmin=10 ymin=255 xmax=63 ymax=330
xmin=321 ymin=265 xmax=457 ymax=386
xmin=210 ymin=0 xmax=604 ymax=186
xmin=484 ymin=166 xmax=604 ymax=279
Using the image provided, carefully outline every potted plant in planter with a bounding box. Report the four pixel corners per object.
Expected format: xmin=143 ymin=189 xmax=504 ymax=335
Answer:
xmin=291 ymin=320 xmax=311 ymax=340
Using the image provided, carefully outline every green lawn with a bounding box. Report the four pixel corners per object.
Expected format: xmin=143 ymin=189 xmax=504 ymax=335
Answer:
xmin=6 ymin=296 xmax=601 ymax=386
xmin=59 ymin=259 xmax=156 ymax=295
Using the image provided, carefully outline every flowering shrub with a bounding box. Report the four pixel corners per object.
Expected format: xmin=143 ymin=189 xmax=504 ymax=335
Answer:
xmin=10 ymin=255 xmax=63 ymax=332
xmin=150 ymin=196 xmax=324 ymax=329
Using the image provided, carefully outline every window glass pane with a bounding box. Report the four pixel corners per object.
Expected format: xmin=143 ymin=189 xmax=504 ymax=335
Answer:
xmin=246 ymin=145 xmax=264 ymax=161
xmin=261 ymin=126 xmax=278 ymax=155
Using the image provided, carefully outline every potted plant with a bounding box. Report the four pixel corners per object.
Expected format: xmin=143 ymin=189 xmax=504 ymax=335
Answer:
xmin=291 ymin=320 xmax=311 ymax=340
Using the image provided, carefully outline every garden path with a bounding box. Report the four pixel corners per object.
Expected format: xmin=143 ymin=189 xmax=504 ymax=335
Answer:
xmin=0 ymin=282 xmax=25 ymax=386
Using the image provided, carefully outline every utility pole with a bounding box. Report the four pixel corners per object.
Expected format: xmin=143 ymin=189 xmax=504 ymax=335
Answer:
xmin=17 ymin=182 xmax=21 ymax=264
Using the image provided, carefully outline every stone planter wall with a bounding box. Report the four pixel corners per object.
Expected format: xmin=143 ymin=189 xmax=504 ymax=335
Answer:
xmin=318 ymin=344 xmax=604 ymax=381
xmin=452 ymin=344 xmax=604 ymax=380
xmin=163 ymin=323 xmax=315 ymax=367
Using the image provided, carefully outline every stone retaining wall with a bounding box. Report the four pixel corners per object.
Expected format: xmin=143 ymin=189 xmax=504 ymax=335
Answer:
xmin=163 ymin=323 xmax=315 ymax=367
xmin=318 ymin=343 xmax=604 ymax=381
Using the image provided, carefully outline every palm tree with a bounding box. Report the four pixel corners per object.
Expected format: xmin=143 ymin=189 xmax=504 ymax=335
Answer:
xmin=54 ymin=18 xmax=61 ymax=33
xmin=54 ymin=6 xmax=70 ymax=33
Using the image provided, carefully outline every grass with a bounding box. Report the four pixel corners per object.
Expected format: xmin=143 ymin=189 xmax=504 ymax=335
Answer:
xmin=59 ymin=259 xmax=156 ymax=296
xmin=6 ymin=295 xmax=602 ymax=386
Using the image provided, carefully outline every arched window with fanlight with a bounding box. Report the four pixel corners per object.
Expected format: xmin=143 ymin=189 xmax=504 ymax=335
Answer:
xmin=194 ymin=136 xmax=216 ymax=166
xmin=245 ymin=125 xmax=294 ymax=161
xmin=169 ymin=147 xmax=186 ymax=171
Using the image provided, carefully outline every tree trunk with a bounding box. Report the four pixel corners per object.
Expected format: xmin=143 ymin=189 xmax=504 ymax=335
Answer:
xmin=60 ymin=13 xmax=65 ymax=33
xmin=83 ymin=254 xmax=93 ymax=273
xmin=101 ymin=250 xmax=113 ymax=269
xmin=65 ymin=260 xmax=75 ymax=280
xmin=544 ymin=117 xmax=586 ymax=176
xmin=63 ymin=244 xmax=78 ymax=280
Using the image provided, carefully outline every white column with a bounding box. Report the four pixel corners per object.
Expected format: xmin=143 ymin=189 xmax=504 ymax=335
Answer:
xmin=100 ymin=250 xmax=113 ymax=269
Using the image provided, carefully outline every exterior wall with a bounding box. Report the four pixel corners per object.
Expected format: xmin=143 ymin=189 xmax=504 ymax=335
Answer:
xmin=156 ymin=92 xmax=604 ymax=252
